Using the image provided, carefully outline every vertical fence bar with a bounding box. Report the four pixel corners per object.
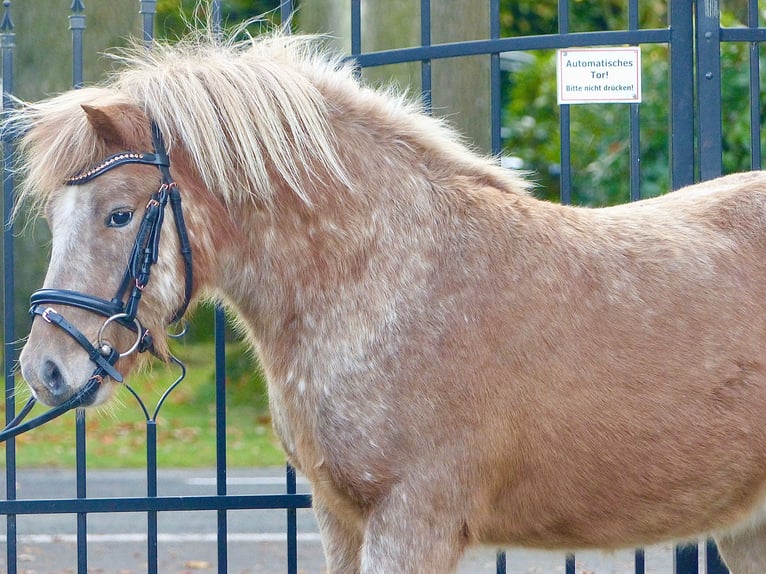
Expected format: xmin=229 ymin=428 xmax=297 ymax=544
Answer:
xmin=70 ymin=1 xmax=85 ymax=88
xmin=280 ymin=0 xmax=294 ymax=30
xmin=276 ymin=1 xmax=301 ymax=568
xmin=629 ymin=0 xmax=642 ymax=565
xmin=706 ymin=538 xmax=729 ymax=574
xmin=286 ymin=463 xmax=298 ymax=574
xmin=635 ymin=549 xmax=645 ymax=574
xmin=214 ymin=305 xmax=229 ymax=574
xmin=689 ymin=6 xmax=722 ymax=573
xmin=208 ymin=6 xmax=229 ymax=572
xmin=668 ymin=0 xmax=695 ymax=190
xmin=670 ymin=7 xmax=702 ymax=571
xmin=558 ymin=0 xmax=574 ymax=561
xmin=69 ymin=4 xmax=89 ymax=573
xmin=559 ymin=0 xmax=573 ymax=563
xmin=1 ymin=2 xmax=16 ymax=573
xmin=696 ymin=0 xmax=722 ymax=181
xmin=495 ymin=547 xmax=506 ymax=574
xmin=204 ymin=4 xmax=230 ymax=573
xmin=490 ymin=1 xmax=505 ymax=570
xmin=146 ymin=421 xmax=159 ymax=574
xmin=138 ymin=6 xmax=160 ymax=574
xmin=420 ymin=0 xmax=431 ymax=112
xmin=674 ymin=544 xmax=699 ymax=574
xmin=748 ymin=0 xmax=761 ymax=170
xmin=211 ymin=0 xmax=221 ymax=38
xmin=558 ymin=0 xmax=571 ymax=206
xmin=628 ymin=0 xmax=641 ymax=203
xmin=557 ymin=0 xmax=576 ymax=561
xmin=277 ymin=0 xmax=300 ymax=564
xmin=350 ymin=0 xmax=360 ymax=58
xmin=139 ymin=0 xmax=156 ymax=49
xmin=75 ymin=409 xmax=88 ymax=574
xmin=489 ymin=0 xmax=501 ymax=157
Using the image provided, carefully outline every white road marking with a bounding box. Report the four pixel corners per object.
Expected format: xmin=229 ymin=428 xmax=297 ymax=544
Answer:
xmin=1 ymin=532 xmax=322 ymax=544
xmin=185 ymin=476 xmax=310 ymax=486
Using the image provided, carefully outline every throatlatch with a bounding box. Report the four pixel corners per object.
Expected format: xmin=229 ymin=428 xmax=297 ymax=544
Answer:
xmin=0 ymin=121 xmax=193 ymax=442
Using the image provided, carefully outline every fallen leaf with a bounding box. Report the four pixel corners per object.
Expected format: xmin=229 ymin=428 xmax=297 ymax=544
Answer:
xmin=184 ymin=560 xmax=212 ymax=570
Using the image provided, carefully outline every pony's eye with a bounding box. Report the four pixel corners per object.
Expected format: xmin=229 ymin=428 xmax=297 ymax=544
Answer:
xmin=106 ymin=210 xmax=134 ymax=228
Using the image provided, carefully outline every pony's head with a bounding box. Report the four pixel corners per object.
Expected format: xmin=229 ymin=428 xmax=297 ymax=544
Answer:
xmin=15 ymin=92 xmax=193 ymax=407
xmin=9 ymin=33 xmax=340 ymax=408
xmin=10 ymin=30 xmax=358 ymax=408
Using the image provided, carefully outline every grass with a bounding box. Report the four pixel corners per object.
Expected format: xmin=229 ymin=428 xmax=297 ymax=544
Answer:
xmin=0 ymin=340 xmax=287 ymax=469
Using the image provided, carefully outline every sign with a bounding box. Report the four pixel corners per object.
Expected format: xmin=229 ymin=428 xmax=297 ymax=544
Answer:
xmin=557 ymin=47 xmax=642 ymax=104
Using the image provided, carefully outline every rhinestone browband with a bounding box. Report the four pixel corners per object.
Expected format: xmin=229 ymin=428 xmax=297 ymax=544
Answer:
xmin=65 ymin=151 xmax=167 ymax=185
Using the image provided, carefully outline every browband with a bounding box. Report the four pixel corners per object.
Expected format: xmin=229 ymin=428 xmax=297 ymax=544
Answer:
xmin=64 ymin=151 xmax=170 ymax=185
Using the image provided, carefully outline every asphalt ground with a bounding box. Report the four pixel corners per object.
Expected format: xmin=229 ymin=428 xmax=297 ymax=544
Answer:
xmin=0 ymin=468 xmax=682 ymax=573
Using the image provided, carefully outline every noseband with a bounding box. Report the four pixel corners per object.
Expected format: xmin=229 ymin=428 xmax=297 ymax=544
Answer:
xmin=0 ymin=121 xmax=193 ymax=441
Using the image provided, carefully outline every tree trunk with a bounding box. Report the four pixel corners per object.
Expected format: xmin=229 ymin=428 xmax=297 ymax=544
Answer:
xmin=299 ymin=0 xmax=490 ymax=152
xmin=296 ymin=0 xmax=351 ymax=53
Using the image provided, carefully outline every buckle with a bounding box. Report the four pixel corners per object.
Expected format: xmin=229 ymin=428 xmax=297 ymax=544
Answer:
xmin=41 ymin=307 xmax=57 ymax=323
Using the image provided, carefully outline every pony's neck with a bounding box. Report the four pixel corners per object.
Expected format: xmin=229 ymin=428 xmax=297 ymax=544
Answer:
xmin=191 ymin=71 xmax=532 ymax=375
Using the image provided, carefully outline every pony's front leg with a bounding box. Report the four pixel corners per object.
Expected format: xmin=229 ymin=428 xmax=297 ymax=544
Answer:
xmin=716 ymin=523 xmax=766 ymax=574
xmin=360 ymin=487 xmax=467 ymax=574
xmin=314 ymin=496 xmax=364 ymax=574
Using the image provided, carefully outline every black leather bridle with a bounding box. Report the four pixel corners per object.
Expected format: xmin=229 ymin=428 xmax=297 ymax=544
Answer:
xmin=0 ymin=121 xmax=193 ymax=441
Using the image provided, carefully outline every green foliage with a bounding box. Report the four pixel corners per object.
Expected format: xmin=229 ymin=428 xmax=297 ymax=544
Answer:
xmin=501 ymin=1 xmax=765 ymax=205
xmin=718 ymin=12 xmax=766 ymax=174
xmin=500 ymin=0 xmax=667 ymax=36
xmin=156 ymin=0 xmax=282 ymax=39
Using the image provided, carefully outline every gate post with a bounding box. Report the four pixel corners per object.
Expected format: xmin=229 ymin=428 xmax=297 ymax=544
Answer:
xmin=1 ymin=2 xmax=16 ymax=573
xmin=695 ymin=2 xmax=727 ymax=571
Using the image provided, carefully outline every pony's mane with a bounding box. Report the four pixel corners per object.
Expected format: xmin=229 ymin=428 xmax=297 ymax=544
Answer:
xmin=10 ymin=27 xmax=528 ymax=215
xmin=10 ymin=30 xmax=356 ymax=212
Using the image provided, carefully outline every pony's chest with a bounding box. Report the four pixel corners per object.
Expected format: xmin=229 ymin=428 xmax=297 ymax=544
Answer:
xmin=267 ymin=375 xmax=393 ymax=503
xmin=267 ymin=375 xmax=337 ymax=472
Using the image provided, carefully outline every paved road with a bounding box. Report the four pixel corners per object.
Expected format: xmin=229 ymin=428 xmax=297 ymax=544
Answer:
xmin=0 ymin=468 xmax=681 ymax=573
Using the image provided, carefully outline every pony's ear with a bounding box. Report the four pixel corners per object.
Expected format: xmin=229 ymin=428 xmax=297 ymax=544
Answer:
xmin=81 ymin=103 xmax=150 ymax=149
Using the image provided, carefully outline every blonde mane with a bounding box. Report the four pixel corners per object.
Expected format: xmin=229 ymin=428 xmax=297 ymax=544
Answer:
xmin=10 ymin=27 xmax=528 ymax=216
xmin=10 ymin=31 xmax=359 ymax=213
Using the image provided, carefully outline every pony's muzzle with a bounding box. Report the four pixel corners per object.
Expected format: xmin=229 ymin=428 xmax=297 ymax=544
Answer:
xmin=19 ymin=312 xmax=121 ymax=407
xmin=21 ymin=353 xmax=82 ymax=407
xmin=23 ymin=353 xmax=107 ymax=408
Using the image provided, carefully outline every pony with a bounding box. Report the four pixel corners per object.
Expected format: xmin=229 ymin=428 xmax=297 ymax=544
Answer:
xmin=10 ymin=29 xmax=766 ymax=574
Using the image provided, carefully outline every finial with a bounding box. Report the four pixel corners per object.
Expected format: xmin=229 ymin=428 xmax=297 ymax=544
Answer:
xmin=70 ymin=0 xmax=84 ymax=13
xmin=1 ymin=1 xmax=14 ymax=33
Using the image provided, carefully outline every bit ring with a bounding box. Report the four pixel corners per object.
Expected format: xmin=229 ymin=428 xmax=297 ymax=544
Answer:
xmin=97 ymin=314 xmax=143 ymax=358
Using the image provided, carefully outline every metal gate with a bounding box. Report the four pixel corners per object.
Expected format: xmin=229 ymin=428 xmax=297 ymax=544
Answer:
xmin=1 ymin=1 xmax=761 ymax=573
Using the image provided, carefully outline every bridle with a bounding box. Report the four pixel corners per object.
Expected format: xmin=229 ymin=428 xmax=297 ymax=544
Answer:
xmin=0 ymin=120 xmax=193 ymax=441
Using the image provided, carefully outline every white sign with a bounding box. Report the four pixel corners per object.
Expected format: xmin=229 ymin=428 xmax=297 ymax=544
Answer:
xmin=557 ymin=47 xmax=642 ymax=104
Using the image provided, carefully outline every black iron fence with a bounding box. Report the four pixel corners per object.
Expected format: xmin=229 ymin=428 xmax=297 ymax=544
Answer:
xmin=1 ymin=1 xmax=762 ymax=573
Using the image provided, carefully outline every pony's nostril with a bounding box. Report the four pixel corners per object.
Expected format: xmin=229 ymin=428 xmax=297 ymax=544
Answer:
xmin=41 ymin=359 xmax=67 ymax=397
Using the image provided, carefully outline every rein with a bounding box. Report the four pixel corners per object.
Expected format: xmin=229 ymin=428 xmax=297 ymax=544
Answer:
xmin=0 ymin=121 xmax=193 ymax=442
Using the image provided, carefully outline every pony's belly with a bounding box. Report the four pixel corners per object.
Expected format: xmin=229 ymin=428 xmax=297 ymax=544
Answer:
xmin=476 ymin=470 xmax=766 ymax=551
xmin=469 ymin=358 xmax=766 ymax=550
